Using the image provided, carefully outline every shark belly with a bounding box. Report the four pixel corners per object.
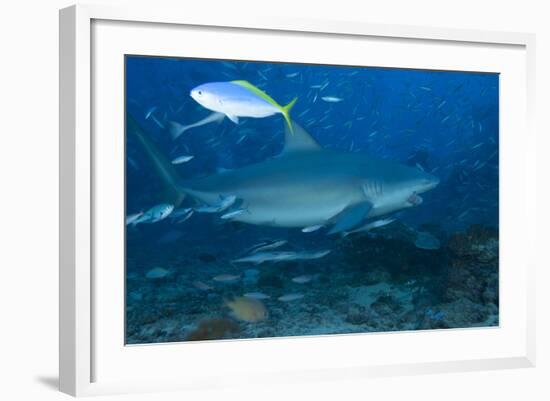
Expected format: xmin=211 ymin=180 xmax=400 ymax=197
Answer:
xmin=234 ymin=199 xmax=347 ymax=227
xmin=185 ymin=174 xmax=360 ymax=227
xmin=369 ymin=204 xmax=409 ymax=219
xmin=239 ymin=184 xmax=356 ymax=227
xmin=239 ymin=172 xmax=364 ymax=227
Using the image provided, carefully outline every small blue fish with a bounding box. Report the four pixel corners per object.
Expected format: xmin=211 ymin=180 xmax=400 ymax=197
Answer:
xmin=170 ymin=208 xmax=194 ymax=224
xmin=321 ymin=96 xmax=343 ymax=103
xmin=291 ymin=275 xmax=315 ymax=284
xmin=278 ymin=293 xmax=304 ymax=302
xmin=221 ymin=209 xmax=246 ymax=220
xmin=195 ymin=195 xmax=237 ymax=214
xmin=343 ymin=218 xmax=396 ymax=237
xmin=145 ymin=267 xmax=170 ymax=279
xmin=144 ymin=107 xmax=165 ymax=129
xmin=170 ymin=208 xmax=193 ymax=218
xmin=144 ymin=106 xmax=157 ymax=120
xmin=171 ymin=155 xmax=194 ymax=164
xmin=126 ymin=211 xmax=143 ymax=225
xmin=472 ymin=142 xmax=484 ymax=150
xmin=301 ymin=224 xmax=324 ymax=233
xmin=244 ymin=292 xmax=271 ymax=300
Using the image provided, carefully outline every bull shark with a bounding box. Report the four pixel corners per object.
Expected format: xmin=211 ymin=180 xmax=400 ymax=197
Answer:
xmin=127 ymin=114 xmax=439 ymax=234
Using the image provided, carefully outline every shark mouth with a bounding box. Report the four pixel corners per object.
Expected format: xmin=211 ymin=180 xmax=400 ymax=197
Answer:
xmin=407 ymin=192 xmax=423 ymax=206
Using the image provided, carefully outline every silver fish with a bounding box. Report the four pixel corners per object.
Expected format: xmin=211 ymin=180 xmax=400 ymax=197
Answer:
xmin=278 ymin=293 xmax=304 ymax=302
xmin=168 ymin=112 xmax=224 ymax=140
xmin=343 ymin=218 xmax=396 ymax=236
xmin=132 ymin=203 xmax=174 ymax=225
xmin=291 ymin=275 xmax=315 ymax=284
xmin=233 ymin=250 xmax=331 ymax=265
xmin=145 ymin=267 xmax=170 ymax=279
xmin=221 ymin=209 xmax=246 ymax=220
xmin=213 ymin=274 xmax=241 ymax=283
xmin=171 ymin=208 xmax=194 ymax=224
xmin=193 ymin=280 xmax=213 ymax=291
xmin=301 ymin=224 xmax=324 ymax=233
xmin=170 ymin=208 xmax=193 ymax=218
xmin=171 ymin=155 xmax=194 ymax=164
xmin=472 ymin=142 xmax=484 ymax=150
xmin=126 ymin=211 xmax=144 ymax=225
xmin=244 ymin=292 xmax=271 ymax=300
xmin=195 ymin=195 xmax=237 ymax=213
xmin=321 ymin=96 xmax=343 ymax=103
xmin=144 ymin=106 xmax=157 ymax=120
xmin=150 ymin=115 xmax=165 ymax=129
xmin=248 ymin=240 xmax=288 ymax=254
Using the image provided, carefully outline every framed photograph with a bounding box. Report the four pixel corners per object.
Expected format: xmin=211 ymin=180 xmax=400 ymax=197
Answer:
xmin=59 ymin=4 xmax=536 ymax=396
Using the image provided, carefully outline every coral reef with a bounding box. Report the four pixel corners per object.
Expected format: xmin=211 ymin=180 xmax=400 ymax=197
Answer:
xmin=125 ymin=222 xmax=499 ymax=344
xmin=448 ymin=225 xmax=498 ymax=263
xmin=435 ymin=225 xmax=499 ymax=327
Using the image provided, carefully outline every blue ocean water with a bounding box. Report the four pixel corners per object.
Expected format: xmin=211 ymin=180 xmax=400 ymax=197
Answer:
xmin=125 ymin=56 xmax=499 ymax=344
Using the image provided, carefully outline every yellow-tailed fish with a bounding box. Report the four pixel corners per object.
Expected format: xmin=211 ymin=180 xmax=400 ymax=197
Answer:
xmin=189 ymin=80 xmax=297 ymax=133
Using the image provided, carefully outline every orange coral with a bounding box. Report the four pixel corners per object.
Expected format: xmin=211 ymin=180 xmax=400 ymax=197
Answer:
xmin=185 ymin=317 xmax=240 ymax=341
xmin=448 ymin=225 xmax=498 ymax=261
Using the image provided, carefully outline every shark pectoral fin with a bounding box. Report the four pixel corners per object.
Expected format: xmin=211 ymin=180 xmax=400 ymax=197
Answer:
xmin=327 ymin=202 xmax=373 ymax=235
xmin=226 ymin=114 xmax=239 ymax=124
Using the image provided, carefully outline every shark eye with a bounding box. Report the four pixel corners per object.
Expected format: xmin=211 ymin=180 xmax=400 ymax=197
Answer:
xmin=197 ymin=90 xmax=202 ymax=96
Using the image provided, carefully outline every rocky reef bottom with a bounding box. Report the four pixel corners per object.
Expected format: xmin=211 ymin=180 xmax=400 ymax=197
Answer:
xmin=125 ymin=223 xmax=498 ymax=344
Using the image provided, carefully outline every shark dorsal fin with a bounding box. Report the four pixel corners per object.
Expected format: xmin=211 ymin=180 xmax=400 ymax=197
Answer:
xmin=282 ymin=120 xmax=322 ymax=153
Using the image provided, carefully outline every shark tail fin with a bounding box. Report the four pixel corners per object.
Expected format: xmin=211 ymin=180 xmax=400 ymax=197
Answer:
xmin=127 ymin=113 xmax=186 ymax=206
xmin=281 ymin=97 xmax=298 ymax=135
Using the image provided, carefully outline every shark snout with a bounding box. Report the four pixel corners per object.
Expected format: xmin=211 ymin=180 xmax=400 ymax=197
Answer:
xmin=405 ymin=175 xmax=439 ymax=207
xmin=414 ymin=174 xmax=440 ymax=194
xmin=429 ymin=175 xmax=440 ymax=188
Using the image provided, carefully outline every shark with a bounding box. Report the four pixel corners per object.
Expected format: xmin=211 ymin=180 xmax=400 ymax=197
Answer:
xmin=127 ymin=114 xmax=439 ymax=234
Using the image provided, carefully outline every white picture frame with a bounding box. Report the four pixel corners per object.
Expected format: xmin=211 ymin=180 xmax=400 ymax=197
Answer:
xmin=59 ymin=4 xmax=536 ymax=397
